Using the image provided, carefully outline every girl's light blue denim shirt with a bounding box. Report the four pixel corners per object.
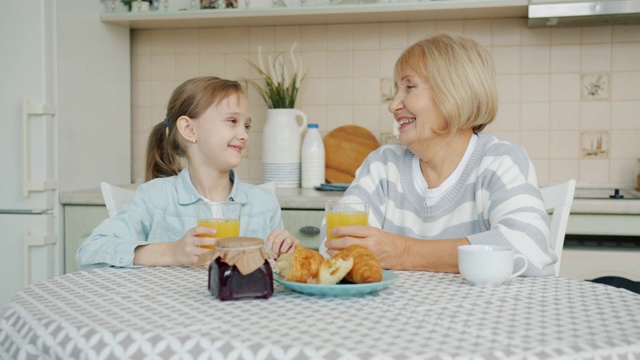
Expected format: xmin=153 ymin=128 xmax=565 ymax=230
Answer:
xmin=76 ymin=168 xmax=283 ymax=270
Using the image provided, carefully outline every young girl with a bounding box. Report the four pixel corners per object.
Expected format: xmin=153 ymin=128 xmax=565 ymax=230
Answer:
xmin=77 ymin=76 xmax=298 ymax=269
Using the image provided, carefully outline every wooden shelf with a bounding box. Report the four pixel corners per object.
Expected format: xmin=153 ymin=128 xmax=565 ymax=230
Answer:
xmin=100 ymin=0 xmax=527 ymax=29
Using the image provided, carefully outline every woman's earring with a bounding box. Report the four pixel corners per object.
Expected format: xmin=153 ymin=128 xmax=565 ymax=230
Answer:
xmin=192 ymin=138 xmax=197 ymax=143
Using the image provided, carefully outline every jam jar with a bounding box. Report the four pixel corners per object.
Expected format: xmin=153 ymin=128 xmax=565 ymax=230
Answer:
xmin=208 ymin=237 xmax=273 ymax=301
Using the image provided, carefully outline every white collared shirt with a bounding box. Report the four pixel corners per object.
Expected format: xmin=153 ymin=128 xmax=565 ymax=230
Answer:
xmin=412 ymin=133 xmax=478 ymax=206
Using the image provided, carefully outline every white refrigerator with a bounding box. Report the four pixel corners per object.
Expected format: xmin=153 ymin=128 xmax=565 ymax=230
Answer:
xmin=0 ymin=0 xmax=131 ymax=311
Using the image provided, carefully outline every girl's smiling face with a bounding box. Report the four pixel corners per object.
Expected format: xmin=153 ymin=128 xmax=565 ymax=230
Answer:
xmin=194 ymin=93 xmax=252 ymax=172
xmin=388 ymin=73 xmax=448 ymax=150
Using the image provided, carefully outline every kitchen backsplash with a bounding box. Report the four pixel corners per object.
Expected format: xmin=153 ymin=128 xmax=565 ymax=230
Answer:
xmin=130 ymin=19 xmax=640 ymax=188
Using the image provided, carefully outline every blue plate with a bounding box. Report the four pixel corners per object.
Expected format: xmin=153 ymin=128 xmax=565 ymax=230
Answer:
xmin=274 ymin=270 xmax=398 ymax=297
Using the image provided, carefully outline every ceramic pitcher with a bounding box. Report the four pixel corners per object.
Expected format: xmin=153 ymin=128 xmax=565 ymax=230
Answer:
xmin=262 ymin=109 xmax=308 ymax=187
xmin=262 ymin=109 xmax=307 ymax=164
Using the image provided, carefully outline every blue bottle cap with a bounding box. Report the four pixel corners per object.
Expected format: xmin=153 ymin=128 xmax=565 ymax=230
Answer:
xmin=308 ymin=124 xmax=319 ymax=128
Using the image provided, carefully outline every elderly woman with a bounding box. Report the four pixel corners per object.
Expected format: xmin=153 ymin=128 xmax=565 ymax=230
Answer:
xmin=319 ymin=33 xmax=556 ymax=276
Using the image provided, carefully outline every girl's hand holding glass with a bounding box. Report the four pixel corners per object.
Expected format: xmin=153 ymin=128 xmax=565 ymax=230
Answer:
xmin=265 ymin=229 xmax=299 ymax=259
xmin=172 ymin=225 xmax=218 ymax=265
xmin=196 ymin=201 xmax=242 ymax=250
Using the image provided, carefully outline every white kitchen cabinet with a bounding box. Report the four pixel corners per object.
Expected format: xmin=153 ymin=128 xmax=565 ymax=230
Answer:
xmin=282 ymin=209 xmax=324 ymax=250
xmin=100 ymin=0 xmax=527 ymax=29
xmin=566 ymin=214 xmax=640 ymax=236
xmin=560 ymin=213 xmax=640 ymax=281
xmin=63 ymin=205 xmax=109 ymax=274
xmin=1 ymin=0 xmax=130 ymax=311
xmin=55 ymin=0 xmax=130 ymax=276
xmin=560 ymin=249 xmax=640 ymax=281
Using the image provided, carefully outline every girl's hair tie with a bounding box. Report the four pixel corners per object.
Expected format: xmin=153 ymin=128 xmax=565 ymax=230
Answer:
xmin=163 ymin=118 xmax=168 ymax=128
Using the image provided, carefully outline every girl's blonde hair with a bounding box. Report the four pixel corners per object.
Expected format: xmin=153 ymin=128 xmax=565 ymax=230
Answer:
xmin=145 ymin=76 xmax=245 ymax=181
xmin=394 ymin=33 xmax=498 ymax=134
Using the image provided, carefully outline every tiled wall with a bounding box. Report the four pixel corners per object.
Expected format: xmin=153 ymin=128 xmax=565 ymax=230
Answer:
xmin=130 ymin=19 xmax=640 ymax=188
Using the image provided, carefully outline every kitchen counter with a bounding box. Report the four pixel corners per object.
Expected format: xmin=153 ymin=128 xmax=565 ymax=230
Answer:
xmin=570 ymin=198 xmax=640 ymax=215
xmin=59 ymin=186 xmax=343 ymax=274
xmin=59 ymin=184 xmax=640 ymax=214
xmin=60 ymin=183 xmax=640 ymax=279
xmin=59 ymin=186 xmax=344 ymax=210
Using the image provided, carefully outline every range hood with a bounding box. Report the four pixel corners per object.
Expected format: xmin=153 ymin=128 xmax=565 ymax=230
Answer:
xmin=528 ymin=0 xmax=640 ymax=27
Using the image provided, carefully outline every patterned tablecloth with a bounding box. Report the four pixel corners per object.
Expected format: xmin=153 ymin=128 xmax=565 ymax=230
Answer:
xmin=1 ymin=266 xmax=639 ymax=359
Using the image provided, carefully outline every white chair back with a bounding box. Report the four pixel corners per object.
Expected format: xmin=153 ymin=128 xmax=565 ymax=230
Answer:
xmin=100 ymin=182 xmax=136 ymax=218
xmin=540 ymin=179 xmax=576 ymax=276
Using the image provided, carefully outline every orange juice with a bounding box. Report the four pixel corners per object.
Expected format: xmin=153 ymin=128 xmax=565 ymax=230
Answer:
xmin=197 ymin=218 xmax=241 ymax=249
xmin=326 ymin=211 xmax=368 ymax=240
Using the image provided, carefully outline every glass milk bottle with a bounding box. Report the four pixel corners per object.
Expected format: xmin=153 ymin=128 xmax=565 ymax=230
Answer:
xmin=301 ymin=124 xmax=325 ymax=188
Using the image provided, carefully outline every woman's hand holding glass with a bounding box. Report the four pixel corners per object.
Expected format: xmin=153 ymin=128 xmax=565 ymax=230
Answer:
xmin=325 ymin=225 xmax=406 ymax=269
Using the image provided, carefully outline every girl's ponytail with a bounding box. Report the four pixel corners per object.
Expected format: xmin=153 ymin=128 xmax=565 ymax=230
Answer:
xmin=145 ymin=119 xmax=182 ymax=181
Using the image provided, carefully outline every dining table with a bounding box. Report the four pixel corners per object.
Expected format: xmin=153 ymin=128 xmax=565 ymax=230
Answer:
xmin=1 ymin=265 xmax=639 ymax=359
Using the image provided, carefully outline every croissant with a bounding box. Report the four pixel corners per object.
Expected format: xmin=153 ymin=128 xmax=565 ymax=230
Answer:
xmin=334 ymin=245 xmax=383 ymax=284
xmin=276 ymin=246 xmax=355 ymax=285
xmin=276 ymin=246 xmax=325 ymax=283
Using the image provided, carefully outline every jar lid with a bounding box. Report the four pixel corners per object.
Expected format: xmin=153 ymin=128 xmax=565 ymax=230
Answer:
xmin=217 ymin=237 xmax=264 ymax=250
xmin=214 ymin=237 xmax=270 ymax=275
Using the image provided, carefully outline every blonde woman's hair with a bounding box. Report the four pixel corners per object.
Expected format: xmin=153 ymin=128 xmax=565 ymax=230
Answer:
xmin=394 ymin=33 xmax=498 ymax=134
xmin=145 ymin=76 xmax=245 ymax=181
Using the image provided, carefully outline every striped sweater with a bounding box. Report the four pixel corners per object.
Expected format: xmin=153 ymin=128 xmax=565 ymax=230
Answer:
xmin=319 ymin=132 xmax=556 ymax=276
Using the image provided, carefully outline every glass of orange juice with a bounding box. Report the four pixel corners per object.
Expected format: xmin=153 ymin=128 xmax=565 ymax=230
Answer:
xmin=325 ymin=200 xmax=369 ymax=240
xmin=196 ymin=201 xmax=241 ymax=249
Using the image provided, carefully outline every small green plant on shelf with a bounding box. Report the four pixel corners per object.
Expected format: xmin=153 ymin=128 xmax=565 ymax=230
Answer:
xmin=247 ymin=43 xmax=306 ymax=109
xmin=120 ymin=0 xmax=151 ymax=10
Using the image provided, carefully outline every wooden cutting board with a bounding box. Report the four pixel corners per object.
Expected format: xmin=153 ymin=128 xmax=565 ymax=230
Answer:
xmin=323 ymin=125 xmax=380 ymax=184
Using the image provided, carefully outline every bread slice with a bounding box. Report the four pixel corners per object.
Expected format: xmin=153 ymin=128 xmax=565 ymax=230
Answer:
xmin=317 ymin=257 xmax=354 ymax=285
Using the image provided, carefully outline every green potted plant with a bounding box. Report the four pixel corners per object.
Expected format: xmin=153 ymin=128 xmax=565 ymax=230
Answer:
xmin=248 ymin=43 xmax=305 ymax=109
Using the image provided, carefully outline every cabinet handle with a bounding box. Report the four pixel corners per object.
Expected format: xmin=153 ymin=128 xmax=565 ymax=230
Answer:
xmin=23 ymin=231 xmax=57 ymax=287
xmin=22 ymin=98 xmax=57 ymax=196
xmin=299 ymin=226 xmax=320 ymax=235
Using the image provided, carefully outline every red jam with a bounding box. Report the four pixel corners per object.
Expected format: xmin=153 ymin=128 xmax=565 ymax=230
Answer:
xmin=207 ymin=237 xmax=273 ymax=301
xmin=209 ymin=258 xmax=273 ymax=300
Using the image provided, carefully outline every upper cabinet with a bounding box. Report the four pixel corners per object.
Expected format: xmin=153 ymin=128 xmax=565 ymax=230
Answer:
xmin=100 ymin=0 xmax=528 ymax=29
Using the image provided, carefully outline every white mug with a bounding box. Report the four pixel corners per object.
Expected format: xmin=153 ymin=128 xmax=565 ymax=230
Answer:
xmin=458 ymin=245 xmax=528 ymax=287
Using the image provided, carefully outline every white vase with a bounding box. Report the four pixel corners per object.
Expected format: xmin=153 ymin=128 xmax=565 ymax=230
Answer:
xmin=262 ymin=109 xmax=308 ymax=188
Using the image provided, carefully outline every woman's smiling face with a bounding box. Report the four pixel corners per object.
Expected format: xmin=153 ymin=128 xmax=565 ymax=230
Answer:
xmin=388 ymin=73 xmax=448 ymax=149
